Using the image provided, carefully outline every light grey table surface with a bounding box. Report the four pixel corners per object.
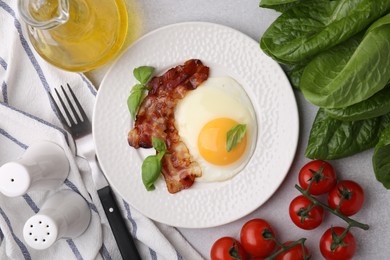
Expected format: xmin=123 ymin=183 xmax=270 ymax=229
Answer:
xmin=86 ymin=1 xmax=390 ymax=259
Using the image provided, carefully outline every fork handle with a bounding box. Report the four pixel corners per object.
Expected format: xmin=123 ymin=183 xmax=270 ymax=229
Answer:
xmin=98 ymin=186 xmax=141 ymax=260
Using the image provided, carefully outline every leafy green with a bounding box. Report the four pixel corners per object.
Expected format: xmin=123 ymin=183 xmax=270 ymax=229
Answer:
xmin=133 ymin=66 xmax=154 ymax=85
xmin=152 ymin=137 xmax=167 ymax=153
xmin=127 ymin=66 xmax=155 ymax=119
xmin=142 ymin=155 xmax=162 ymax=191
xmin=283 ymin=63 xmax=306 ymax=89
xmin=226 ymin=124 xmax=247 ymax=152
xmin=127 ymin=84 xmax=146 ymax=119
xmin=305 ymin=109 xmax=390 ymax=160
xmin=260 ymin=0 xmax=390 ymax=64
xmin=141 ymin=137 xmax=166 ymax=191
xmin=325 ymin=85 xmax=390 ymax=121
xmin=300 ymin=14 xmax=390 ymax=108
xmin=373 ymin=124 xmax=390 ymax=189
xmin=259 ymin=0 xmax=300 ymax=12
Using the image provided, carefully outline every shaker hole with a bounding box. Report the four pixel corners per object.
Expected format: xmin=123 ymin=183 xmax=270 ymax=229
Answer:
xmin=39 ymin=221 xmax=42 ymax=224
xmin=43 ymin=239 xmax=46 ymax=242
xmin=29 ymin=233 xmax=32 ymax=236
xmin=11 ymin=178 xmax=14 ymax=182
xmin=30 ymin=225 xmax=33 ymax=228
xmin=47 ymin=232 xmax=50 ymax=235
xmin=46 ymin=225 xmax=49 ymax=228
xmin=34 ymin=238 xmax=37 ymax=242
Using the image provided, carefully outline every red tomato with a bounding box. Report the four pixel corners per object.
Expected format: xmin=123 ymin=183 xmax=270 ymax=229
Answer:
xmin=240 ymin=219 xmax=276 ymax=257
xmin=275 ymin=241 xmax=310 ymax=260
xmin=210 ymin=237 xmax=247 ymax=260
xmin=320 ymin=227 xmax=356 ymax=260
xmin=328 ymin=180 xmax=364 ymax=216
xmin=289 ymin=195 xmax=324 ymax=230
xmin=298 ymin=160 xmax=337 ymax=195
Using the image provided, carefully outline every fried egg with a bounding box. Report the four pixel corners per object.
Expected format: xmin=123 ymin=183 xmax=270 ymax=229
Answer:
xmin=174 ymin=76 xmax=257 ymax=182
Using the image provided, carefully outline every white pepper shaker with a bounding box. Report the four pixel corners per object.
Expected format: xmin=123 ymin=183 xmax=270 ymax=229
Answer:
xmin=23 ymin=189 xmax=91 ymax=250
xmin=0 ymin=140 xmax=69 ymax=197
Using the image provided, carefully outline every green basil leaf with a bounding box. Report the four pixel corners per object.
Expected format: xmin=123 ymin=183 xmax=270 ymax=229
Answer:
xmin=325 ymin=85 xmax=390 ymax=121
xmin=305 ymin=108 xmax=390 ymax=160
xmin=260 ymin=0 xmax=390 ymax=64
xmin=141 ymin=155 xmax=161 ymax=191
xmin=131 ymin=83 xmax=145 ymax=92
xmin=226 ymin=124 xmax=247 ymax=152
xmin=300 ymin=14 xmax=390 ymax=108
xmin=133 ymin=66 xmax=154 ymax=85
xmin=373 ymin=124 xmax=390 ymax=189
xmin=152 ymin=137 xmax=167 ymax=153
xmin=127 ymin=88 xmax=144 ymax=119
xmin=156 ymin=151 xmax=166 ymax=161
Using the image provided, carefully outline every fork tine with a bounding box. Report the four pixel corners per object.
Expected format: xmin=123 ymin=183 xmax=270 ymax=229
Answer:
xmin=60 ymin=85 xmax=83 ymax=124
xmin=67 ymin=83 xmax=89 ymax=123
xmin=48 ymin=91 xmax=69 ymax=127
xmin=55 ymin=87 xmax=76 ymax=126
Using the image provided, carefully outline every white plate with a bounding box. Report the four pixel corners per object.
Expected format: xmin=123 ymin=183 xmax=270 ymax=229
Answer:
xmin=93 ymin=22 xmax=299 ymax=228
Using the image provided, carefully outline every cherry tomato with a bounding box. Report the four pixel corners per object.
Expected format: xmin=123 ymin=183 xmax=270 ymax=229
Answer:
xmin=320 ymin=227 xmax=356 ymax=260
xmin=328 ymin=180 xmax=364 ymax=216
xmin=275 ymin=241 xmax=309 ymax=260
xmin=210 ymin=237 xmax=248 ymax=260
xmin=289 ymin=195 xmax=324 ymax=230
xmin=240 ymin=219 xmax=276 ymax=257
xmin=298 ymin=160 xmax=337 ymax=195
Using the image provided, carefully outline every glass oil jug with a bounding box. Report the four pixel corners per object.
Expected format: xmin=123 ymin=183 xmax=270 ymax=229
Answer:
xmin=18 ymin=0 xmax=128 ymax=72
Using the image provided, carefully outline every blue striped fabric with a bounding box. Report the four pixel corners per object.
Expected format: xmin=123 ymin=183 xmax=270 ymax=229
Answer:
xmin=0 ymin=207 xmax=32 ymax=260
xmin=0 ymin=0 xmax=65 ymax=120
xmin=0 ymin=0 xmax=205 ymax=259
xmin=0 ymin=131 xmax=89 ymax=260
xmin=1 ymin=82 xmax=8 ymax=104
xmin=0 ymin=57 xmax=7 ymax=70
xmin=0 ymin=226 xmax=4 ymax=242
xmin=0 ymin=1 xmax=109 ymax=258
xmin=0 ymin=56 xmax=8 ymax=104
xmin=64 ymin=179 xmax=99 ymax=214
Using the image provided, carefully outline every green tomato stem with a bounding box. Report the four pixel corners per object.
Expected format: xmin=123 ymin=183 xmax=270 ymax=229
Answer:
xmin=295 ymin=184 xmax=369 ymax=230
xmin=265 ymin=238 xmax=308 ymax=260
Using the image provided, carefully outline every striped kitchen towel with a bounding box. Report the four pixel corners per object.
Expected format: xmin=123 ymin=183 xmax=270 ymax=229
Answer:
xmin=0 ymin=0 xmax=203 ymax=259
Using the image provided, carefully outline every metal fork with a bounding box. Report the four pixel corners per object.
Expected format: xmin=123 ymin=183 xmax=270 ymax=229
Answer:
xmin=49 ymin=84 xmax=141 ymax=260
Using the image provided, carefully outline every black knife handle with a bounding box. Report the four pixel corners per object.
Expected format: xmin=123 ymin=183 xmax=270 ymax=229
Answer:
xmin=98 ymin=186 xmax=141 ymax=260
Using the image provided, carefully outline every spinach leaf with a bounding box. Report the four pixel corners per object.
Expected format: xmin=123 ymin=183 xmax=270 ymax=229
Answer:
xmin=325 ymin=85 xmax=390 ymax=121
xmin=305 ymin=109 xmax=390 ymax=160
xmin=260 ymin=0 xmax=390 ymax=64
xmin=373 ymin=124 xmax=390 ymax=189
xmin=283 ymin=63 xmax=306 ymax=89
xmin=259 ymin=0 xmax=300 ymax=12
xmin=300 ymin=13 xmax=390 ymax=108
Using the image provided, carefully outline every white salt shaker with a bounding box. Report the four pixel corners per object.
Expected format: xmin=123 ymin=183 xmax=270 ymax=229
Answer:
xmin=23 ymin=189 xmax=91 ymax=250
xmin=0 ymin=140 xmax=69 ymax=197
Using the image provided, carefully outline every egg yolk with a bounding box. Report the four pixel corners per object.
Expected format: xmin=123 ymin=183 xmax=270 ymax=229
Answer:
xmin=198 ymin=118 xmax=247 ymax=165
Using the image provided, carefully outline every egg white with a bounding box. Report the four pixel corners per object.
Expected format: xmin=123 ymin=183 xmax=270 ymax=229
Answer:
xmin=174 ymin=76 xmax=257 ymax=182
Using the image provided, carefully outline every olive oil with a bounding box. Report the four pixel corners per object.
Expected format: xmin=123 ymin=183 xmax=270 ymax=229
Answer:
xmin=25 ymin=0 xmax=135 ymax=72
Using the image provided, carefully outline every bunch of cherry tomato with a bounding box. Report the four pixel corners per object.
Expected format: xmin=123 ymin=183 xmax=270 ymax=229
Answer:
xmin=210 ymin=218 xmax=308 ymax=260
xmin=291 ymin=160 xmax=366 ymax=259
xmin=210 ymin=160 xmax=368 ymax=260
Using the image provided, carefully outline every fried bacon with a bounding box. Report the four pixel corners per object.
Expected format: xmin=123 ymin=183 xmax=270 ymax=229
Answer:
xmin=128 ymin=59 xmax=209 ymax=193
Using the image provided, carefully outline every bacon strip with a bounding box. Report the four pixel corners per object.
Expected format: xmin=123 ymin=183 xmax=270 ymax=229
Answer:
xmin=128 ymin=59 xmax=209 ymax=193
